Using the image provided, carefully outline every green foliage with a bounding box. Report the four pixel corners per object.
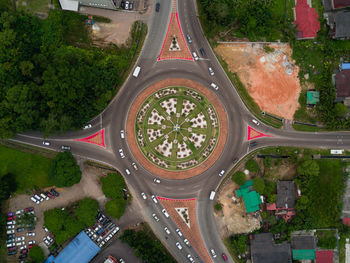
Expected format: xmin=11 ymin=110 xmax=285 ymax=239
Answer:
xmin=232 ymin=171 xmax=246 ymax=185
xmin=215 ymin=203 xmax=222 ymax=211
xmin=245 ymin=159 xmax=259 ymax=173
xmin=297 ymin=157 xmax=319 ymax=178
xmin=0 ymin=10 xmax=146 ymax=137
xmin=44 ymin=198 xmax=98 ymax=245
xmin=230 ymin=235 xmax=248 ymax=255
xmin=316 ymin=230 xmax=337 ymax=249
xmin=29 ymin=245 xmax=45 ymax=263
xmin=101 ymin=173 xmax=126 ymax=199
xmin=105 ymin=198 xmax=126 ymax=219
xmin=120 ymin=229 xmax=176 ymax=263
xmin=74 ymin=198 xmax=98 ymax=226
xmin=253 ymin=177 xmax=265 ymax=194
xmin=49 ymin=151 xmax=81 ymax=187
xmin=268 ymin=194 xmax=276 ymax=203
xmin=263 ymin=45 xmax=275 ymax=53
xmin=264 ymin=181 xmax=276 ymax=199
xmin=0 ymin=145 xmax=52 ymax=192
xmin=263 ymin=157 xmax=273 ymax=168
xmin=334 ymin=103 xmax=348 ymax=117
xmin=0 ymin=173 xmax=17 ymax=200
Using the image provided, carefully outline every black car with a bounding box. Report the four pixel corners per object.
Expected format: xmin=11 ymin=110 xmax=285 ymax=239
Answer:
xmin=16 ymin=227 xmax=25 ymax=232
xmin=120 ymin=1 xmax=125 ymax=8
xmin=249 ymin=141 xmax=258 ymax=147
xmin=19 ymin=253 xmax=27 ymax=259
xmin=50 ymin=188 xmax=59 ymax=197
xmin=27 ymin=226 xmax=35 ymax=231
xmin=129 ymin=2 xmax=133 ymax=9
xmin=232 ymin=158 xmax=238 ymax=164
xmin=7 ymin=250 xmax=17 ymax=256
xmin=155 ymin=2 xmax=160 ymax=12
xmin=200 ymin=48 xmax=206 ymax=57
xmin=7 ymin=234 xmax=15 ymax=239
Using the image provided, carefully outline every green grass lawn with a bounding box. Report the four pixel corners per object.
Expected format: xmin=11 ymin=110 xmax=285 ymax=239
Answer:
xmin=0 ymin=145 xmax=53 ymax=193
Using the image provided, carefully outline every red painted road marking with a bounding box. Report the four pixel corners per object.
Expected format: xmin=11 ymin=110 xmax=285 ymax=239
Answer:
xmin=157 ymin=196 xmax=196 ymax=201
xmin=74 ymin=129 xmax=105 ymax=148
xmin=247 ymin=125 xmax=272 ymax=141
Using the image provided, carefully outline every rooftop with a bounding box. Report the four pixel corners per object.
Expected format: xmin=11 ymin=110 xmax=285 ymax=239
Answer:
xmin=294 ymin=0 xmax=320 ymax=38
xmin=292 ymin=249 xmax=316 ymax=260
xmin=250 ymin=233 xmax=292 ymax=263
xmin=336 ymin=69 xmax=350 ymax=97
xmin=291 ymin=235 xmax=316 ymax=250
xmin=236 ymin=181 xmax=262 ymax=213
xmin=316 ymin=250 xmax=333 ymax=263
xmin=334 ymin=11 xmax=350 ymax=38
xmin=333 ymin=0 xmax=350 ymax=9
xmin=276 ymin=181 xmax=295 ymax=209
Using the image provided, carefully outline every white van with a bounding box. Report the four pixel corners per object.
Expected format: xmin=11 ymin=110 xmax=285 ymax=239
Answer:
xmin=133 ymin=66 xmax=141 ymax=77
xmin=209 ymin=191 xmax=216 ymax=200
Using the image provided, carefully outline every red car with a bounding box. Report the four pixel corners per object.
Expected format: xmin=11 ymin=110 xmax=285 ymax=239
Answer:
xmin=222 ymin=253 xmax=228 ymax=261
xmin=8 ymin=247 xmax=16 ymax=251
xmin=28 ymin=245 xmax=33 ymax=250
xmin=21 ymin=249 xmax=28 ymax=254
xmin=7 ymin=217 xmax=12 ymax=221
xmin=24 ymin=207 xmax=34 ymax=212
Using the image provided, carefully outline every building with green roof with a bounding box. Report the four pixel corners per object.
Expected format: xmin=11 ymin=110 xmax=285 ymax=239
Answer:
xmin=236 ymin=180 xmax=262 ymax=213
xmin=306 ymin=91 xmax=320 ymax=105
xmin=292 ymin=249 xmax=316 ymax=260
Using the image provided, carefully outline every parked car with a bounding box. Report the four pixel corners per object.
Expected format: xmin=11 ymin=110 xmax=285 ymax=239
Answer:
xmin=176 ymin=242 xmax=182 ymax=250
xmin=132 ymin=162 xmax=138 ymax=170
xmin=200 ymin=47 xmax=206 ymax=57
xmin=83 ymin=124 xmax=92 ymax=129
xmin=16 ymin=228 xmax=25 ymax=233
xmin=210 ymin=249 xmax=217 ymax=258
xmin=26 ymin=232 xmax=35 ymax=237
xmin=16 ymin=236 xmax=25 ymax=242
xmin=6 ymin=238 xmax=15 ymax=244
xmin=118 ymin=149 xmax=125 ymax=158
xmin=120 ymin=130 xmax=125 ymax=139
xmin=7 ymin=225 xmax=15 ymax=230
xmin=176 ymin=229 xmax=183 ymax=237
xmin=111 ymin=227 xmax=119 ymax=235
xmin=40 ymin=193 xmax=49 ymax=201
xmin=210 ymin=83 xmax=218 ymax=90
xmin=208 ymin=67 xmax=214 ymax=76
xmin=50 ymin=188 xmax=59 ymax=197
xmin=192 ymin=52 xmax=199 ymax=61
xmin=7 ymin=234 xmax=15 ymax=239
xmin=153 ymin=178 xmax=160 ymax=184
xmin=129 ymin=2 xmax=133 ymax=9
xmin=42 ymin=141 xmax=50 ymax=146
xmin=125 ymin=0 xmax=129 ymax=9
xmin=187 ymin=254 xmax=194 ymax=262
xmin=34 ymin=194 xmax=43 ymax=202
xmin=28 ymin=240 xmax=35 ymax=245
xmin=7 ymin=250 xmax=17 ymax=256
xmin=125 ymin=169 xmax=131 ymax=175
xmin=252 ymin=119 xmax=260 ymax=125
xmin=152 ymin=213 xmax=160 ymax=222
xmin=43 ymin=226 xmax=49 ymax=232
xmin=141 ymin=192 xmax=147 ymax=200
xmin=186 ymin=34 xmax=192 ymax=43
xmin=45 ymin=191 xmax=54 ymax=199
xmin=30 ymin=196 xmax=40 ymax=204
xmin=222 ymin=253 xmax=228 ymax=261
xmin=6 ymin=243 xmax=15 ymax=248
xmin=7 ymin=230 xmax=15 ymax=234
xmin=155 ymin=2 xmax=160 ymax=12
xmin=162 ymin=209 xmax=169 ymax=218
xmin=164 ymin=227 xmax=170 ymax=235
xmin=219 ymin=170 xmax=225 ymax=177
xmin=24 ymin=207 xmax=34 ymax=212
xmin=7 ymin=246 xmax=16 ymax=251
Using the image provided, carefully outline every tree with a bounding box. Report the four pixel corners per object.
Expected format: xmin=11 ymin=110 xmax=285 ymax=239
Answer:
xmin=230 ymin=235 xmax=248 ymax=254
xmin=297 ymin=158 xmax=319 ymax=178
xmin=214 ymin=203 xmax=222 ymax=211
xmin=232 ymin=171 xmax=246 ymax=185
xmin=29 ymin=245 xmax=45 ymax=263
xmin=101 ymin=173 xmax=126 ymax=199
xmin=245 ymin=159 xmax=259 ymax=173
xmin=75 ymin=198 xmax=98 ymax=226
xmin=49 ymin=151 xmax=81 ymax=187
xmin=253 ymin=177 xmax=265 ymax=194
xmin=334 ymin=102 xmax=348 ymax=117
xmin=0 ymin=173 xmax=17 ymax=200
xmin=105 ymin=198 xmax=126 ymax=219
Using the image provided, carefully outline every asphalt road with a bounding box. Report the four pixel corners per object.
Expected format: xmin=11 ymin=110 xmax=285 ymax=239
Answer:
xmin=10 ymin=0 xmax=350 ymax=262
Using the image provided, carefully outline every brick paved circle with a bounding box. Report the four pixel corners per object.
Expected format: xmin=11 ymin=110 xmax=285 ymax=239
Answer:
xmin=126 ymin=78 xmax=228 ymax=180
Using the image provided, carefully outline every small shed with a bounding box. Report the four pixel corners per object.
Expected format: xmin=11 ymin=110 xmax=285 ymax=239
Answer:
xmin=236 ymin=181 xmax=262 ymax=213
xmin=307 ymin=91 xmax=320 ymax=105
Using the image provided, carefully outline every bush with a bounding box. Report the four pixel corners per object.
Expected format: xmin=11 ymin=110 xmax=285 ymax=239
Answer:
xmin=215 ymin=203 xmax=222 ymax=211
xmin=75 ymin=198 xmax=98 ymax=226
xmin=49 ymin=151 xmax=81 ymax=187
xmin=230 ymin=235 xmax=248 ymax=255
xmin=29 ymin=246 xmax=45 ymax=263
xmin=101 ymin=173 xmax=126 ymax=199
xmin=245 ymin=159 xmax=259 ymax=173
xmin=253 ymin=177 xmax=265 ymax=194
xmin=105 ymin=198 xmax=126 ymax=219
xmin=232 ymin=171 xmax=246 ymax=186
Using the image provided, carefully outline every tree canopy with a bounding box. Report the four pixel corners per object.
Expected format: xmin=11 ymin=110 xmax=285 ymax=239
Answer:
xmin=105 ymin=198 xmax=126 ymax=219
xmin=29 ymin=245 xmax=45 ymax=263
xmin=74 ymin=198 xmax=98 ymax=226
xmin=232 ymin=171 xmax=246 ymax=186
xmin=101 ymin=173 xmax=126 ymax=199
xmin=253 ymin=177 xmax=265 ymax=194
xmin=245 ymin=159 xmax=259 ymax=173
xmin=49 ymin=151 xmax=81 ymax=187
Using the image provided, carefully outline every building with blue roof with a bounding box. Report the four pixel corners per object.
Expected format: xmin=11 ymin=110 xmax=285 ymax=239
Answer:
xmin=342 ymin=63 xmax=350 ymax=70
xmin=44 ymin=231 xmax=100 ymax=263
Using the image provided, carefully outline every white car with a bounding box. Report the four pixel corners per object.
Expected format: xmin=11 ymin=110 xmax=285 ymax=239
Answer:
xmin=120 ymin=130 xmax=125 ymax=139
xmin=208 ymin=67 xmax=214 ymax=76
xmin=219 ymin=170 xmax=225 ymax=177
xmin=46 ymin=236 xmax=53 ymax=242
xmin=152 ymin=213 xmax=160 ymax=222
xmin=20 ymin=245 xmax=27 ymax=250
xmin=210 ymin=83 xmax=219 ymax=90
xmin=153 ymin=178 xmax=160 ymax=184
xmin=41 ymin=193 xmax=49 ymax=201
xmin=252 ymin=119 xmax=260 ymax=125
xmin=26 ymin=232 xmax=35 ymax=236
xmin=105 ymin=235 xmax=111 ymax=242
xmin=6 ymin=243 xmax=15 ymax=248
xmin=125 ymin=169 xmax=131 ymax=175
xmin=151 ymin=195 xmax=158 ymax=204
xmin=31 ymin=196 xmax=40 ymax=204
xmin=34 ymin=194 xmax=43 ymax=202
xmin=125 ymin=0 xmax=129 ymax=9
xmin=6 ymin=225 xmax=15 ymax=230
xmin=192 ymin=52 xmax=199 ymax=61
xmin=141 ymin=192 xmax=147 ymax=200
xmin=99 ymin=241 xmax=105 ymax=247
xmin=16 ymin=236 xmax=25 ymax=241
xmin=16 ymin=210 xmax=24 ymax=215
xmin=132 ymin=162 xmax=138 ymax=170
xmin=111 ymin=227 xmax=120 ymax=235
xmin=164 ymin=227 xmax=170 ymax=235
xmin=97 ymin=236 xmax=103 ymax=242
xmin=7 ymin=221 xmax=15 ymax=225
xmin=16 ymin=241 xmax=25 ymax=246
xmin=28 ymin=240 xmax=36 ymax=245
xmin=7 ymin=230 xmax=15 ymax=234
xmin=176 ymin=242 xmax=182 ymax=250
xmin=184 ymin=238 xmax=190 ymax=247
xmin=187 ymin=254 xmax=194 ymax=262
xmin=162 ymin=209 xmax=169 ymax=218
xmin=210 ymin=248 xmax=217 ymax=258
xmin=42 ymin=141 xmax=50 ymax=146
xmin=44 ymin=239 xmax=50 ymax=246
xmin=83 ymin=124 xmax=92 ymax=129
xmin=43 ymin=226 xmax=49 ymax=232
xmin=118 ymin=149 xmax=125 ymax=159
xmin=176 ymin=229 xmax=183 ymax=237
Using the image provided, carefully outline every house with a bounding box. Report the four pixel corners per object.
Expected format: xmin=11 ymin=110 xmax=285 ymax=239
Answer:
xmin=316 ymin=250 xmax=334 ymax=263
xmin=291 ymin=234 xmax=317 ymax=260
xmin=294 ymin=0 xmax=321 ymax=39
xmin=323 ymin=0 xmax=350 ymax=39
xmin=307 ymin=91 xmax=320 ymax=105
xmin=266 ymin=181 xmax=296 ymax=221
xmin=250 ymin=233 xmax=292 ymax=263
xmin=236 ymin=180 xmax=262 ymax=213
xmin=335 ymin=69 xmax=350 ymax=101
xmin=59 ymin=0 xmax=119 ymax=11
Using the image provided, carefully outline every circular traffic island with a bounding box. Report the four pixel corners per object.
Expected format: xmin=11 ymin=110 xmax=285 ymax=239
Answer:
xmin=126 ymin=79 xmax=228 ymax=179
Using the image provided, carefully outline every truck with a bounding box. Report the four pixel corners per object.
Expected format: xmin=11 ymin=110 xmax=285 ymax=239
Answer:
xmin=133 ymin=66 xmax=141 ymax=77
xmin=209 ymin=191 xmax=216 ymax=200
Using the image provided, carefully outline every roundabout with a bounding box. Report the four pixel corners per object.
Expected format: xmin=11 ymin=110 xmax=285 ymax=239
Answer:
xmin=126 ymin=78 xmax=228 ymax=179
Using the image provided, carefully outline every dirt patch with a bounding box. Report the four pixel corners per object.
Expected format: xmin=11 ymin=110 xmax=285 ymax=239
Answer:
xmin=215 ymin=43 xmax=301 ymax=120
xmin=214 ymin=180 xmax=261 ymax=237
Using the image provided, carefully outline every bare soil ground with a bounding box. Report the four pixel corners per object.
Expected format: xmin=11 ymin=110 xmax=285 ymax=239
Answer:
xmin=215 ymin=43 xmax=301 ymax=120
xmin=214 ymin=180 xmax=261 ymax=237
xmin=79 ymin=5 xmax=151 ymax=46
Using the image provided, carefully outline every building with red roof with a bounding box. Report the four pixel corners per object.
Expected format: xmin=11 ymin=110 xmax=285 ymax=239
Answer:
xmin=316 ymin=250 xmax=333 ymax=263
xmin=294 ymin=0 xmax=321 ymax=39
